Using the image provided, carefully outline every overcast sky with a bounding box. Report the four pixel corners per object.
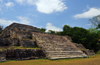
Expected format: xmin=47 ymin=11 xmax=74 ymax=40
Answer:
xmin=0 ymin=0 xmax=100 ymax=31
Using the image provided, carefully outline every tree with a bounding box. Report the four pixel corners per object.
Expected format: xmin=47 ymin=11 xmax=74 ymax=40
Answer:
xmin=56 ymin=25 xmax=99 ymax=52
xmin=39 ymin=28 xmax=46 ymax=33
xmin=63 ymin=25 xmax=70 ymax=31
xmin=88 ymin=28 xmax=100 ymax=52
xmin=48 ymin=30 xmax=56 ymax=34
xmin=88 ymin=28 xmax=99 ymax=33
xmin=89 ymin=15 xmax=100 ymax=51
xmin=89 ymin=15 xmax=100 ymax=29
xmin=0 ymin=25 xmax=3 ymax=34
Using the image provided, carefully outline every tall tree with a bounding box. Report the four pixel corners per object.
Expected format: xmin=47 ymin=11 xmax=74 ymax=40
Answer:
xmin=0 ymin=25 xmax=3 ymax=34
xmin=63 ymin=25 xmax=70 ymax=31
xmin=88 ymin=28 xmax=99 ymax=33
xmin=89 ymin=15 xmax=100 ymax=29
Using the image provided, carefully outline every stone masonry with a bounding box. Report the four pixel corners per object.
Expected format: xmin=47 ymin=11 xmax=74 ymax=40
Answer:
xmin=0 ymin=23 xmax=95 ymax=61
xmin=32 ymin=32 xmax=87 ymax=59
xmin=74 ymin=43 xmax=95 ymax=56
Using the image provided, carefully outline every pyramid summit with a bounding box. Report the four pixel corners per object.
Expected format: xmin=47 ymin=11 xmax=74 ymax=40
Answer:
xmin=0 ymin=23 xmax=42 ymax=38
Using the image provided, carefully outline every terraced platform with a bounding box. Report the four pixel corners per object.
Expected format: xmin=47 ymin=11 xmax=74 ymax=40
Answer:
xmin=32 ymin=32 xmax=87 ymax=59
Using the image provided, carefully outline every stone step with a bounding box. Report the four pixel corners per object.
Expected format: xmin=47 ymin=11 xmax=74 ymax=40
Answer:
xmin=49 ymin=55 xmax=87 ymax=59
xmin=46 ymin=52 xmax=87 ymax=56
xmin=45 ymin=51 xmax=84 ymax=56
xmin=32 ymin=32 xmax=87 ymax=59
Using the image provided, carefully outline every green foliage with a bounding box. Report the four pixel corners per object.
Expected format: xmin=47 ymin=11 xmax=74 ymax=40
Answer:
xmin=97 ymin=50 xmax=100 ymax=54
xmin=88 ymin=28 xmax=99 ymax=33
xmin=55 ymin=31 xmax=63 ymax=35
xmin=48 ymin=30 xmax=56 ymax=34
xmin=0 ymin=46 xmax=40 ymax=51
xmin=39 ymin=28 xmax=46 ymax=33
xmin=56 ymin=25 xmax=100 ymax=52
xmin=63 ymin=27 xmax=90 ymax=48
xmin=63 ymin=25 xmax=70 ymax=31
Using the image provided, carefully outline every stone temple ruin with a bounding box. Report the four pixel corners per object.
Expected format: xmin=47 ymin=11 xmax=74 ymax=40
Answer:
xmin=0 ymin=23 xmax=95 ymax=62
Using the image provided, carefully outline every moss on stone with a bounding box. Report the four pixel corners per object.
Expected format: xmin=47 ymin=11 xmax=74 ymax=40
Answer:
xmin=0 ymin=46 xmax=40 ymax=51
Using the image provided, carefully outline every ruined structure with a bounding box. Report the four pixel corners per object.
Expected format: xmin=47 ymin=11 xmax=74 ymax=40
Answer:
xmin=0 ymin=51 xmax=6 ymax=62
xmin=0 ymin=23 xmax=41 ymax=47
xmin=74 ymin=43 xmax=95 ymax=56
xmin=0 ymin=23 xmax=95 ymax=62
xmin=32 ymin=32 xmax=87 ymax=59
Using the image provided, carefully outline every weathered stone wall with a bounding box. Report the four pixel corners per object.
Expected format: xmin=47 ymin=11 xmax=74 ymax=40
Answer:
xmin=0 ymin=28 xmax=32 ymax=39
xmin=0 ymin=38 xmax=19 ymax=46
xmin=0 ymin=23 xmax=42 ymax=38
xmin=0 ymin=38 xmax=12 ymax=46
xmin=0 ymin=38 xmax=38 ymax=47
xmin=16 ymin=49 xmax=45 ymax=60
xmin=82 ymin=50 xmax=95 ymax=56
xmin=9 ymin=28 xmax=32 ymax=39
xmin=66 ymin=36 xmax=72 ymax=41
xmin=0 ymin=49 xmax=45 ymax=61
xmin=0 ymin=29 xmax=10 ymax=38
xmin=6 ymin=49 xmax=16 ymax=60
xmin=0 ymin=50 xmax=6 ymax=62
xmin=74 ymin=43 xmax=95 ymax=56
xmin=7 ymin=23 xmax=42 ymax=33
xmin=19 ymin=40 xmax=38 ymax=47
xmin=87 ymin=50 xmax=95 ymax=55
xmin=74 ymin=43 xmax=86 ymax=50
xmin=0 ymin=29 xmax=37 ymax=47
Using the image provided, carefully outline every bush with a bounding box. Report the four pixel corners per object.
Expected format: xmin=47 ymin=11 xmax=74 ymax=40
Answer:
xmin=97 ymin=50 xmax=100 ymax=54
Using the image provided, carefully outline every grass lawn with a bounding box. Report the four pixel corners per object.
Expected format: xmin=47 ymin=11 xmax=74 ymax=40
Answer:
xmin=0 ymin=46 xmax=40 ymax=51
xmin=0 ymin=54 xmax=100 ymax=65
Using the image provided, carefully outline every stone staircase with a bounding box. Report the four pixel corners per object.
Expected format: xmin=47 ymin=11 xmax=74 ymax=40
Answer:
xmin=32 ymin=32 xmax=87 ymax=59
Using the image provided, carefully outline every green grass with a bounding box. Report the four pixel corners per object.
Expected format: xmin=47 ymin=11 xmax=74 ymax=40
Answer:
xmin=0 ymin=60 xmax=16 ymax=63
xmin=13 ymin=46 xmax=40 ymax=49
xmin=0 ymin=54 xmax=100 ymax=65
xmin=0 ymin=46 xmax=40 ymax=51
